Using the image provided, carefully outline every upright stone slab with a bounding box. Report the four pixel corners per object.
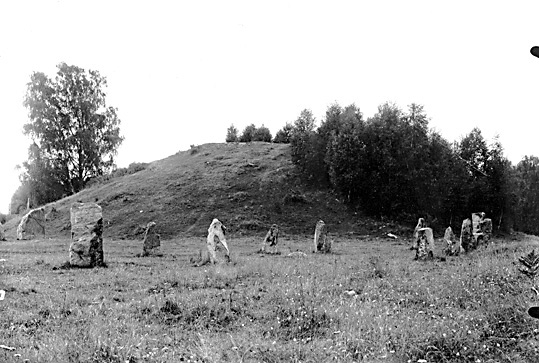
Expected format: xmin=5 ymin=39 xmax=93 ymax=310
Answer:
xmin=142 ymin=222 xmax=161 ymax=256
xmin=69 ymin=202 xmax=104 ymax=267
xmin=313 ymin=220 xmax=330 ymax=253
xmin=472 ymin=212 xmax=485 ymax=234
xmin=471 ymin=212 xmax=486 ymax=248
xmin=481 ymin=218 xmax=493 ymax=244
xmin=460 ymin=218 xmax=472 ymax=252
xmin=16 ymin=208 xmax=46 ymax=240
xmin=415 ymin=227 xmax=435 ymax=260
xmin=0 ymin=223 xmax=5 ymax=241
xmin=412 ymin=218 xmax=426 ymax=250
xmin=443 ymin=226 xmax=462 ymax=256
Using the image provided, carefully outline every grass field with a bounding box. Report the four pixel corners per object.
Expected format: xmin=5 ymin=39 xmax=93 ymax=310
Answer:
xmin=1 ymin=232 xmax=539 ymax=362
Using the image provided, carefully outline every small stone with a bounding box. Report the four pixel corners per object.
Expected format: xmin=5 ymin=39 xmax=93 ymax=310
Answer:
xmin=260 ymin=224 xmax=279 ymax=253
xmin=142 ymin=222 xmax=161 ymax=256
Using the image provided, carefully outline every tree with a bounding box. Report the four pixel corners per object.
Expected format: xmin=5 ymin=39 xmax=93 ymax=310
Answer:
xmin=23 ymin=62 xmax=123 ymax=195
xmin=19 ymin=142 xmax=66 ymax=207
xmin=514 ymin=156 xmax=539 ymax=234
xmin=290 ymin=109 xmax=316 ymax=166
xmin=252 ymin=125 xmax=272 ymax=142
xmin=325 ymin=105 xmax=365 ymax=202
xmin=226 ymin=124 xmax=238 ymax=142
xmin=273 ymin=123 xmax=293 ymax=143
xmin=239 ymin=124 xmax=257 ymax=142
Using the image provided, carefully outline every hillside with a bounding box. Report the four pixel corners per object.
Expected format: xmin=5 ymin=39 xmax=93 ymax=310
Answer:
xmin=4 ymin=142 xmax=404 ymax=240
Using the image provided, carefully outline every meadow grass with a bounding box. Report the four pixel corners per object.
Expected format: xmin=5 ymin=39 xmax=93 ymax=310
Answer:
xmin=1 ymin=234 xmax=539 ymax=362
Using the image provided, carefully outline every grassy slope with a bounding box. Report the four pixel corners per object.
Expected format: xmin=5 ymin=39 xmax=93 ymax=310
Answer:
xmin=3 ymin=142 xmax=539 ymax=362
xmin=1 ymin=234 xmax=539 ymax=362
xmin=4 ymin=142 xmax=402 ymax=241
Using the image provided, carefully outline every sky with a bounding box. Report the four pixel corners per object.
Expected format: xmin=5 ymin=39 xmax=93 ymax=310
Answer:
xmin=1 ymin=0 xmax=539 ymax=215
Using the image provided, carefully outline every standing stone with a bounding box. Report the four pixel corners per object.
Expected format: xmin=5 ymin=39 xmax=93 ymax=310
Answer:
xmin=414 ymin=227 xmax=435 ymax=260
xmin=142 ymin=222 xmax=161 ymax=256
xmin=260 ymin=224 xmax=279 ymax=253
xmin=472 ymin=212 xmax=485 ymax=234
xmin=412 ymin=218 xmax=426 ymax=250
xmin=472 ymin=212 xmax=487 ymax=248
xmin=69 ymin=202 xmax=104 ymax=267
xmin=0 ymin=223 xmax=5 ymax=241
xmin=460 ymin=218 xmax=473 ymax=252
xmin=16 ymin=208 xmax=46 ymax=240
xmin=313 ymin=220 xmax=330 ymax=253
xmin=481 ymin=218 xmax=493 ymax=244
xmin=443 ymin=226 xmax=462 ymax=256
xmin=206 ymin=218 xmax=230 ymax=264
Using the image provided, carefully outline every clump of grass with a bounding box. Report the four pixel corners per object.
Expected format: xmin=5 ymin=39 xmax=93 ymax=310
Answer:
xmin=271 ymin=303 xmax=332 ymax=341
xmin=138 ymin=295 xmax=242 ymax=331
xmin=367 ymin=255 xmax=389 ymax=279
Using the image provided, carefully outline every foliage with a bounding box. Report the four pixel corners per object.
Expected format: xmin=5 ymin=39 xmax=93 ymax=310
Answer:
xmin=289 ymin=109 xmax=328 ymax=184
xmin=239 ymin=124 xmax=257 ymax=142
xmin=17 ymin=143 xmax=67 ymax=207
xmin=225 ymin=124 xmax=238 ymax=143
xmin=22 ymin=62 xmax=123 ymax=199
xmin=252 ymin=124 xmax=272 ymax=142
xmin=455 ymin=131 xmax=514 ymax=231
xmin=513 ymin=156 xmax=539 ymax=234
xmin=273 ymin=123 xmax=293 ymax=143
xmin=325 ymin=104 xmax=365 ymax=202
xmin=285 ymin=101 xmax=518 ymax=232
xmin=9 ymin=184 xmax=29 ymax=214
xmin=237 ymin=124 xmax=272 ymax=143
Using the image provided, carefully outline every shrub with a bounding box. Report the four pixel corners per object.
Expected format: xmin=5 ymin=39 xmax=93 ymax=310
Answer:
xmin=252 ymin=125 xmax=272 ymax=142
xmin=273 ymin=123 xmax=293 ymax=143
xmin=239 ymin=124 xmax=257 ymax=142
xmin=226 ymin=124 xmax=239 ymax=143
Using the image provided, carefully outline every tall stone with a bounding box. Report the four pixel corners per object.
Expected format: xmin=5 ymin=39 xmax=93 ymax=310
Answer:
xmin=16 ymin=208 xmax=46 ymax=240
xmin=69 ymin=202 xmax=104 ymax=267
xmin=313 ymin=220 xmax=331 ymax=253
xmin=481 ymin=218 xmax=493 ymax=244
xmin=412 ymin=218 xmax=426 ymax=250
xmin=460 ymin=218 xmax=473 ymax=252
xmin=471 ymin=212 xmax=492 ymax=248
xmin=444 ymin=226 xmax=462 ymax=256
xmin=0 ymin=223 xmax=5 ymax=241
xmin=415 ymin=227 xmax=435 ymax=260
xmin=471 ymin=212 xmax=484 ymax=234
xmin=142 ymin=222 xmax=161 ymax=256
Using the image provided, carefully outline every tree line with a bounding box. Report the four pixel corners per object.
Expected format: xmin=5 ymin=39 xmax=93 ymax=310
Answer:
xmin=227 ymin=102 xmax=539 ymax=235
xmin=11 ymin=62 xmax=539 ymax=237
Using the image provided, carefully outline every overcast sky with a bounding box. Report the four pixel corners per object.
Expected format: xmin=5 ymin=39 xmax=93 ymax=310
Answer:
xmin=1 ymin=1 xmax=539 ymax=214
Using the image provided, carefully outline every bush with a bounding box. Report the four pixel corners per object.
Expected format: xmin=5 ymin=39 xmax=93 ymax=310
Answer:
xmin=239 ymin=124 xmax=257 ymax=142
xmin=273 ymin=123 xmax=293 ymax=143
xmin=252 ymin=125 xmax=272 ymax=142
xmin=226 ymin=124 xmax=239 ymax=143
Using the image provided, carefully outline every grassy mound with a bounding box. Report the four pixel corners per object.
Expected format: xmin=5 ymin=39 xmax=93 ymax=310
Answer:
xmin=4 ymin=142 xmax=405 ymax=241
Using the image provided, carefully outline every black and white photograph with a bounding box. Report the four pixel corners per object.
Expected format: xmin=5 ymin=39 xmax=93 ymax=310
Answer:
xmin=1 ymin=1 xmax=539 ymax=362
